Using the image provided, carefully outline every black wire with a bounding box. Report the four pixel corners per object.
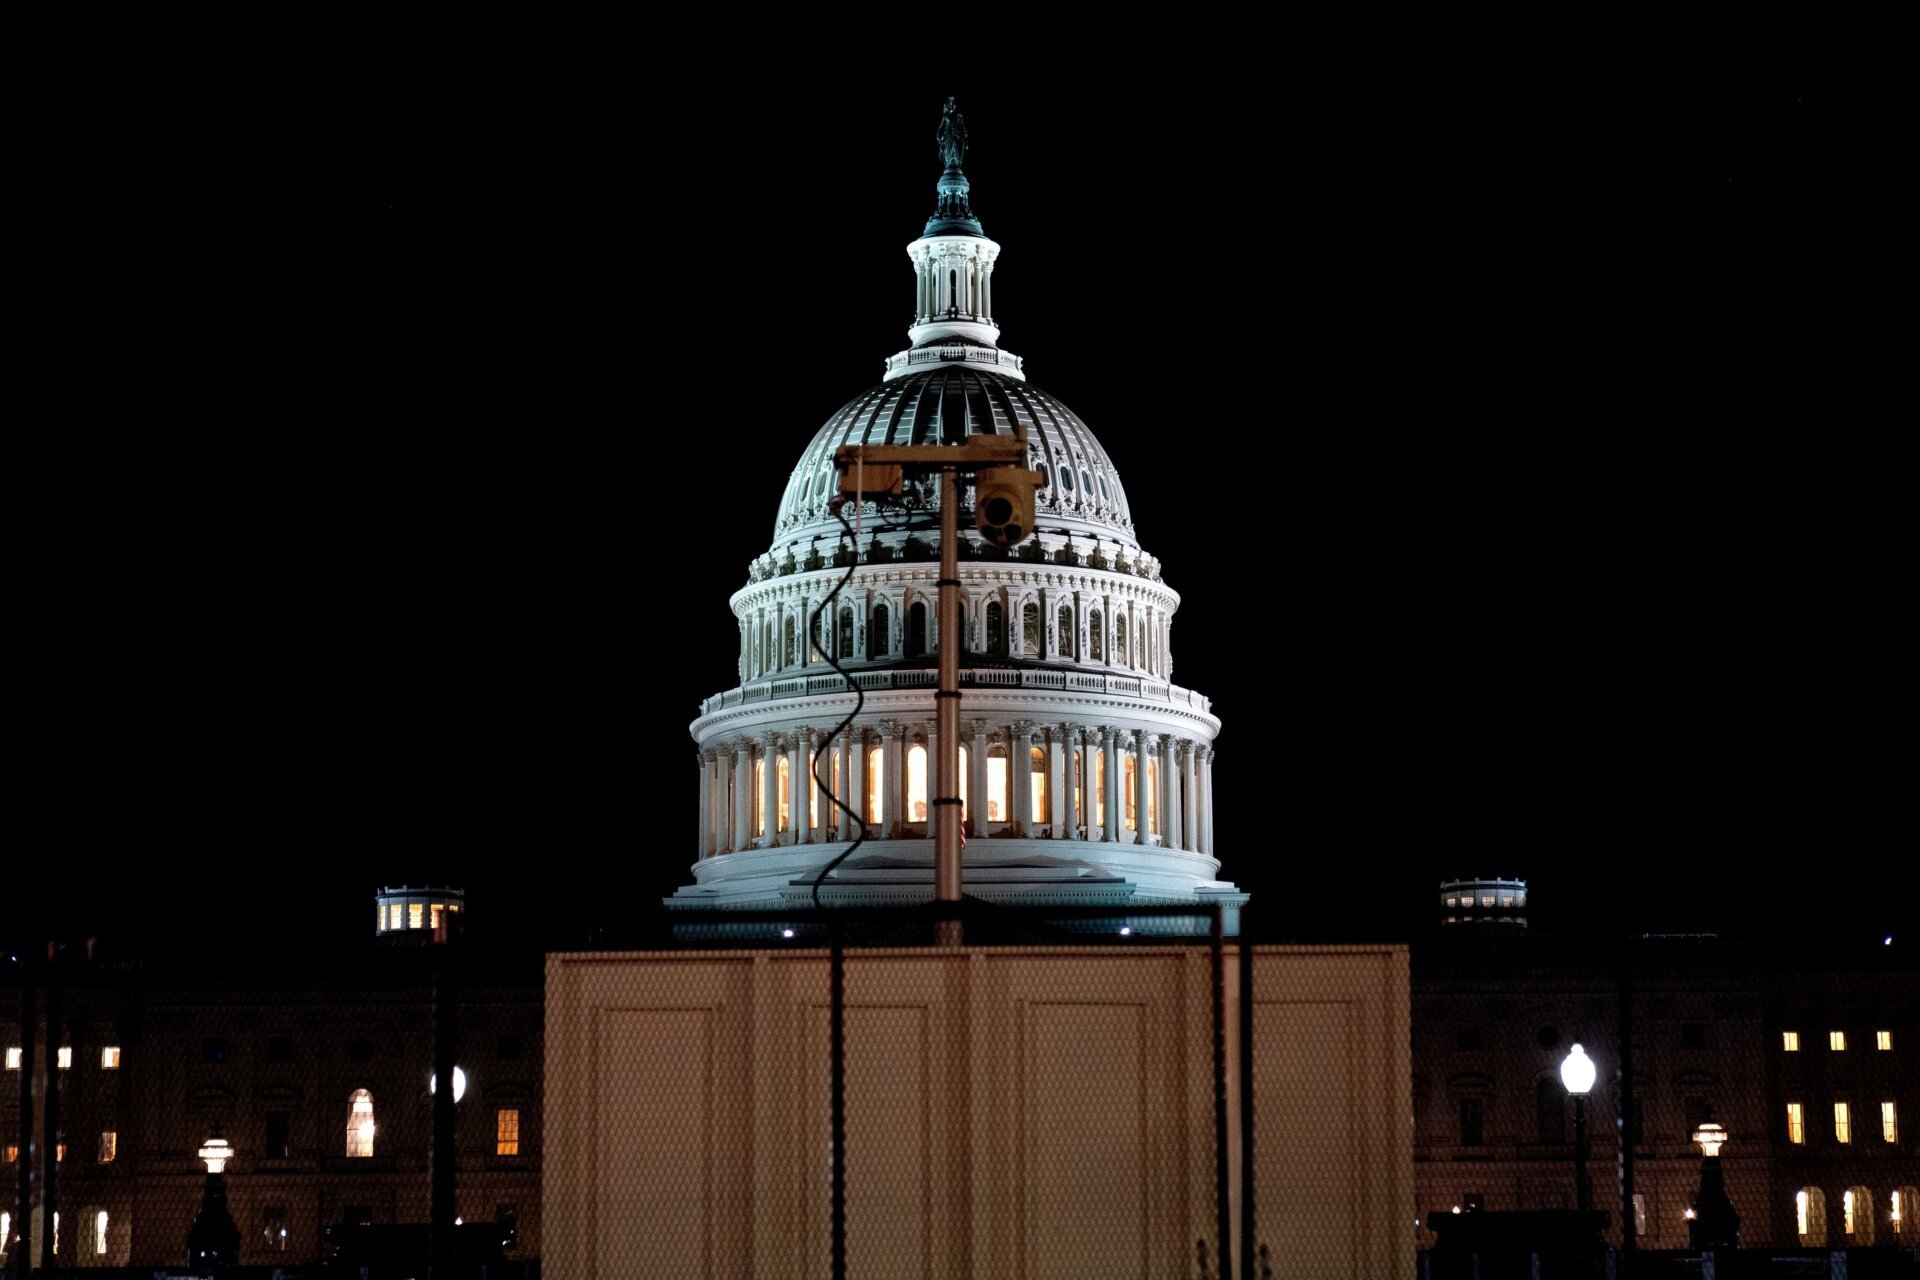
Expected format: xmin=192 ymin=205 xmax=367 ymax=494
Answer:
xmin=806 ymin=495 xmax=925 ymax=913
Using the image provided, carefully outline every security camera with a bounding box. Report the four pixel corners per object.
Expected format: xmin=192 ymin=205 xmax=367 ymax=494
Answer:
xmin=973 ymin=465 xmax=1044 ymax=547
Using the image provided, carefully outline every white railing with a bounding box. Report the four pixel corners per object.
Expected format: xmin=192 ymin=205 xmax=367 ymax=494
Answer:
xmin=702 ymin=669 xmax=1212 ymax=717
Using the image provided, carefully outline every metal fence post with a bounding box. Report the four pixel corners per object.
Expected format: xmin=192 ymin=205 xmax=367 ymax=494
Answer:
xmin=830 ymin=935 xmax=847 ymax=1280
xmin=1211 ymin=904 xmax=1234 ymax=1280
xmin=1238 ymin=908 xmax=1256 ymax=1276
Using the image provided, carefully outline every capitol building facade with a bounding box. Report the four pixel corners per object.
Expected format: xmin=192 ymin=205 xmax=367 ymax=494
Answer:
xmin=669 ymin=102 xmax=1244 ymax=921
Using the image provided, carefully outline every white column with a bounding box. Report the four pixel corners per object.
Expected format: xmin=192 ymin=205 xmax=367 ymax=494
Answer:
xmin=1009 ymin=722 xmax=1032 ymax=837
xmin=835 ymin=729 xmax=853 ymax=841
xmin=968 ymin=720 xmax=989 ymax=836
xmin=849 ymin=729 xmax=867 ymax=837
xmin=1102 ymin=727 xmax=1122 ymax=843
xmin=1130 ymin=728 xmax=1150 ymax=844
xmin=1050 ymin=724 xmax=1070 ymax=838
xmin=1183 ymin=740 xmax=1200 ymax=853
xmin=794 ymin=731 xmax=812 ymax=844
xmin=1201 ymin=747 xmax=1216 ymax=855
xmin=760 ymin=732 xmax=779 ymax=847
xmin=887 ymin=720 xmax=908 ymax=839
xmin=732 ymin=740 xmax=752 ymax=853
xmin=697 ymin=748 xmax=713 ymax=858
xmin=1083 ymin=727 xmax=1101 ymax=841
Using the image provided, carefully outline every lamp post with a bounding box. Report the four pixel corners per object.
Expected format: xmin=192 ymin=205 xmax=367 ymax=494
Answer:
xmin=1560 ymin=1043 xmax=1596 ymax=1214
xmin=1686 ymin=1121 xmax=1740 ymax=1251
xmin=186 ymin=1127 xmax=240 ymax=1267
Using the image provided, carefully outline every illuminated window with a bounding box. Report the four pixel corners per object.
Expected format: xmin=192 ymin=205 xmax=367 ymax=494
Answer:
xmin=1844 ymin=1187 xmax=1875 ymax=1242
xmin=4 ymin=1047 xmax=17 ymax=1070
xmin=100 ymin=1045 xmax=120 ymax=1069
xmin=906 ymin=744 xmax=928 ymax=823
xmin=56 ymin=1143 xmax=66 ymax=1162
xmin=865 ymin=746 xmax=884 ymax=826
xmin=1878 ymin=1030 xmax=1894 ymax=1051
xmin=1884 ymin=1101 xmax=1899 ymax=1143
xmin=430 ymin=903 xmax=444 ymax=933
xmin=346 ymin=1089 xmax=376 ymax=1158
xmin=1834 ymin=1101 xmax=1852 ymax=1143
xmin=1797 ymin=1188 xmax=1827 ymax=1244
xmin=986 ymin=749 xmax=1007 ymax=823
xmin=1895 ymin=1187 xmax=1919 ymax=1244
xmin=1499 ymin=894 xmax=1514 ymax=908
xmin=403 ymin=902 xmax=421 ymax=930
xmin=56 ymin=1046 xmax=71 ymax=1070
xmin=1631 ymin=1193 xmax=1648 ymax=1237
xmin=0 ymin=1213 xmax=7 ymax=1250
xmin=1031 ymin=746 xmax=1048 ymax=825
xmin=1830 ymin=1030 xmax=1847 ymax=1051
xmin=1071 ymin=750 xmax=1083 ymax=827
xmin=1480 ymin=895 xmax=1494 ymax=907
xmin=4 ymin=1145 xmax=15 ymax=1162
xmin=262 ymin=1206 xmax=290 ymax=1252
xmin=93 ymin=1209 xmax=108 ymax=1258
xmin=1123 ymin=754 xmax=1137 ymax=830
xmin=98 ymin=1131 xmax=116 ymax=1164
xmin=387 ymin=903 xmax=404 ymax=931
xmin=1786 ymin=1102 xmax=1805 ymax=1143
xmin=1444 ymin=897 xmax=1457 ymax=908
xmin=496 ymin=1108 xmax=521 ymax=1156
xmin=1782 ymin=1030 xmax=1800 ymax=1052
xmin=51 ymin=1211 xmax=57 ymax=1255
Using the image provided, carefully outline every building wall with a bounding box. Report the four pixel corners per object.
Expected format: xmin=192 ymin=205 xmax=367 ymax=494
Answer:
xmin=545 ymin=945 xmax=1411 ymax=1280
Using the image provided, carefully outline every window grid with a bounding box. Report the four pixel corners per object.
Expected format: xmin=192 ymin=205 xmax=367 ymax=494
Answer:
xmin=496 ymin=1108 xmax=522 ymax=1157
xmin=100 ymin=1045 xmax=121 ymax=1070
xmin=1878 ymin=1030 xmax=1894 ymax=1051
xmin=1830 ymin=1030 xmax=1847 ymax=1052
xmin=1782 ymin=1030 xmax=1800 ymax=1052
xmin=1786 ymin=1102 xmax=1805 ymax=1144
xmin=1883 ymin=1101 xmax=1899 ymax=1144
xmin=1834 ymin=1101 xmax=1852 ymax=1144
xmin=98 ymin=1131 xmax=116 ymax=1164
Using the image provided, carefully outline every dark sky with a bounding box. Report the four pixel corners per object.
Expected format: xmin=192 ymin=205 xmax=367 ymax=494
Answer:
xmin=14 ymin=65 xmax=1913 ymax=955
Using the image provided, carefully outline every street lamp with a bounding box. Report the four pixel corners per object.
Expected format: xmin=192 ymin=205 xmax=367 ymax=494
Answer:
xmin=1560 ymin=1044 xmax=1596 ymax=1214
xmin=1687 ymin=1120 xmax=1740 ymax=1251
xmin=429 ymin=1065 xmax=468 ymax=1103
xmin=186 ymin=1126 xmax=240 ymax=1266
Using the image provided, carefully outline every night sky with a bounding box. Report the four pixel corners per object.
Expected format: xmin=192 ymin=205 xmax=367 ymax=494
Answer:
xmin=14 ymin=66 xmax=1913 ymax=955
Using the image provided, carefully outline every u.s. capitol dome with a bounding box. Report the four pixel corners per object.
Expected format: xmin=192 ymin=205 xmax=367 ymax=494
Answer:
xmin=670 ymin=101 xmax=1243 ymax=922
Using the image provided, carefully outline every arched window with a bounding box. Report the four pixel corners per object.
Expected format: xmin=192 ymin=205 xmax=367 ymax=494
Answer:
xmin=1058 ymin=604 xmax=1074 ymax=659
xmin=1796 ymin=1187 xmax=1827 ymax=1246
xmin=1115 ymin=614 xmax=1129 ymax=666
xmin=908 ymin=744 xmax=929 ymax=823
xmin=1022 ymin=603 xmax=1040 ymax=657
xmin=1090 ymin=612 xmax=1104 ymax=662
xmin=1536 ymin=1078 xmax=1567 ymax=1144
xmin=1843 ymin=1187 xmax=1874 ymax=1243
xmin=869 ymin=603 xmax=889 ymax=659
xmin=783 ymin=615 xmax=797 ymax=667
xmin=866 ymin=746 xmax=884 ymax=826
xmin=1030 ymin=746 xmax=1048 ymax=825
xmin=346 ymin=1090 xmax=375 ymax=1158
xmin=948 ymin=268 xmax=957 ymax=312
xmin=1893 ymin=1187 xmax=1919 ymax=1244
xmin=763 ymin=621 xmax=774 ymax=674
xmin=1072 ymin=750 xmax=1083 ymax=827
xmin=987 ymin=744 xmax=1009 ymax=823
xmin=1124 ymin=753 xmax=1137 ymax=830
xmin=986 ymin=601 xmax=1005 ymax=658
xmin=776 ymin=756 xmax=791 ymax=833
xmin=838 ymin=606 xmax=854 ymax=660
xmin=809 ymin=611 xmax=826 ymax=661
xmin=906 ymin=601 xmax=928 ymax=658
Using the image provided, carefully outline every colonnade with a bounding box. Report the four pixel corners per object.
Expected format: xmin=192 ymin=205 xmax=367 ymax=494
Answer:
xmin=697 ymin=720 xmax=1215 ymax=861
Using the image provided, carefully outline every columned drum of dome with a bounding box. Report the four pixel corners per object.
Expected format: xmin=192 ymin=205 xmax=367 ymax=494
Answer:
xmin=669 ymin=102 xmax=1245 ymax=927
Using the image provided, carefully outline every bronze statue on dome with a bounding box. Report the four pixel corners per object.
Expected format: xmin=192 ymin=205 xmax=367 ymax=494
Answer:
xmin=937 ymin=97 xmax=968 ymax=169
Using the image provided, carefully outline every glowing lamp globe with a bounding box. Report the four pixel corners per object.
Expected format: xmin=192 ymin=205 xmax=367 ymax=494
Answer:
xmin=1692 ymin=1122 xmax=1727 ymax=1157
xmin=1559 ymin=1043 xmax=1596 ymax=1096
xmin=197 ymin=1133 xmax=234 ymax=1174
xmin=429 ymin=1065 xmax=468 ymax=1103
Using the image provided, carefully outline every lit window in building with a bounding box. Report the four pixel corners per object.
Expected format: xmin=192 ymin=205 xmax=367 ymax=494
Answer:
xmin=4 ymin=1047 xmax=17 ymax=1070
xmin=1499 ymin=894 xmax=1514 ymax=907
xmin=1444 ymin=897 xmax=1457 ymax=908
xmin=1031 ymin=746 xmax=1049 ymax=826
xmin=906 ymin=745 xmax=927 ymax=823
xmin=778 ymin=755 xmax=792 ymax=831
xmin=1844 ymin=1188 xmax=1873 ymax=1240
xmin=100 ymin=1045 xmax=120 ymax=1069
xmin=754 ymin=758 xmax=766 ymax=832
xmin=1632 ymin=1193 xmax=1648 ymax=1238
xmin=347 ymin=1089 xmax=376 ymax=1158
xmin=1786 ymin=1102 xmax=1805 ymax=1144
xmin=1797 ymin=1190 xmax=1813 ymax=1240
xmin=1782 ymin=1030 xmax=1800 ymax=1052
xmin=1480 ymin=895 xmax=1494 ymax=907
xmin=955 ymin=745 xmax=969 ymax=823
xmin=388 ymin=903 xmax=404 ymax=931
xmin=986 ymin=751 xmax=1007 ymax=823
xmin=1884 ymin=1101 xmax=1899 ymax=1143
xmin=1834 ymin=1101 xmax=1851 ymax=1143
xmin=0 ymin=1213 xmax=7 ymax=1250
xmin=51 ymin=1211 xmax=57 ymax=1255
xmin=262 ymin=1206 xmax=290 ymax=1252
xmin=1071 ymin=750 xmax=1082 ymax=827
xmin=56 ymin=1143 xmax=66 ymax=1163
xmin=865 ymin=747 xmax=884 ymax=826
xmin=98 ymin=1131 xmax=116 ymax=1163
xmin=1830 ymin=1030 xmax=1847 ymax=1051
xmin=56 ymin=1046 xmax=71 ymax=1070
xmin=93 ymin=1210 xmax=108 ymax=1258
xmin=496 ymin=1108 xmax=521 ymax=1156
xmin=1878 ymin=1030 xmax=1894 ymax=1051
xmin=1123 ymin=754 xmax=1137 ymax=830
xmin=4 ymin=1145 xmax=15 ymax=1163
xmin=408 ymin=902 xmax=425 ymax=930
xmin=430 ymin=903 xmax=444 ymax=933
